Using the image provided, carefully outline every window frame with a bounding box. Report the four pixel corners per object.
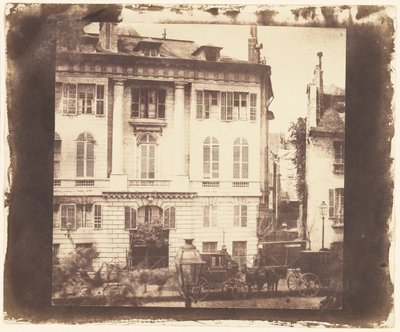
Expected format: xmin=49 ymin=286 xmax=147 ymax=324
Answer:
xmin=93 ymin=204 xmax=102 ymax=230
xmin=130 ymin=87 xmax=167 ymax=119
xmin=76 ymin=133 xmax=95 ymax=178
xmin=234 ymin=204 xmax=248 ymax=227
xmin=60 ymin=204 xmax=76 ymax=230
xmin=202 ymin=242 xmax=218 ymax=253
xmin=203 ymin=204 xmax=217 ymax=227
xmin=60 ymin=83 xmax=105 ymax=116
xmin=233 ymin=138 xmax=249 ymax=179
xmin=329 ymin=188 xmax=344 ymax=224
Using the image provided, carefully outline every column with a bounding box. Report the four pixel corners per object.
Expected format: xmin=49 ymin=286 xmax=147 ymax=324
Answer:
xmin=173 ymin=82 xmax=188 ymax=189
xmin=110 ymin=79 xmax=127 ymax=190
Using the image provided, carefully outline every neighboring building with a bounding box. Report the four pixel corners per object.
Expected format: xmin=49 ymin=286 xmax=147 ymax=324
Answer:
xmin=52 ymin=22 xmax=274 ymax=269
xmin=305 ymin=52 xmax=345 ymax=252
xmin=267 ymin=133 xmax=300 ymax=240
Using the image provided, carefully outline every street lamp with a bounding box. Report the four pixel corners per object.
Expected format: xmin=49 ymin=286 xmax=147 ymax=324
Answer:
xmin=175 ymin=239 xmax=204 ymax=308
xmin=319 ymin=201 xmax=328 ymax=251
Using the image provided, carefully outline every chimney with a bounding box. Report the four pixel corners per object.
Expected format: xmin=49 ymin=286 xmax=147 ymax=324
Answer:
xmin=316 ymin=52 xmax=324 ymax=124
xmin=248 ymin=25 xmax=262 ymax=63
xmin=99 ymin=22 xmax=118 ymax=52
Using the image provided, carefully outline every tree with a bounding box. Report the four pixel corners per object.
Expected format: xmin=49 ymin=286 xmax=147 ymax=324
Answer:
xmin=289 ymin=118 xmax=308 ymax=242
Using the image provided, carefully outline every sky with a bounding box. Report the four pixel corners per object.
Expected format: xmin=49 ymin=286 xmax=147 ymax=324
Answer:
xmin=97 ymin=23 xmax=346 ymax=134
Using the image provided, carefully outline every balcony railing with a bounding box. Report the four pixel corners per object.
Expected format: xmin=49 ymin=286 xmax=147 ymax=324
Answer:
xmin=192 ymin=180 xmax=260 ymax=191
xmin=53 ymin=179 xmax=109 ymax=188
xmin=128 ymin=179 xmax=171 ymax=187
xmin=202 ymin=181 xmax=220 ymax=188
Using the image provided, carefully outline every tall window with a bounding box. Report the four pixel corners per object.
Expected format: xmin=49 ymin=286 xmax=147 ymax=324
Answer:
xmin=329 ymin=188 xmax=344 ymax=224
xmin=131 ymin=88 xmax=166 ymax=119
xmin=76 ymin=133 xmax=94 ymax=177
xmin=54 ymin=133 xmax=61 ymax=178
xmin=233 ymin=138 xmax=249 ymax=179
xmin=61 ymin=83 xmax=105 ymax=116
xmin=234 ymin=205 xmax=247 ymax=227
xmin=203 ymin=137 xmax=219 ymax=179
xmin=250 ymin=93 xmax=257 ymax=121
xmin=203 ymin=205 xmax=217 ymax=227
xmin=221 ymin=92 xmax=233 ymax=120
xmin=94 ymin=205 xmax=102 ymax=229
xmin=196 ymin=90 xmax=218 ymax=119
xmin=164 ymin=207 xmax=176 ymax=229
xmin=125 ymin=207 xmax=137 ymax=230
xmin=61 ymin=204 xmax=76 ymax=230
xmin=202 ymin=242 xmax=217 ymax=253
xmin=138 ymin=134 xmax=157 ymax=179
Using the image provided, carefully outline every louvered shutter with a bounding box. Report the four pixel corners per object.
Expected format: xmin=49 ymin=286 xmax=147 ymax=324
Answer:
xmin=241 ymin=205 xmax=247 ymax=227
xmin=329 ymin=189 xmax=335 ymax=218
xmin=76 ymin=142 xmax=85 ymax=177
xmin=233 ymin=205 xmax=239 ymax=226
xmin=211 ymin=205 xmax=217 ymax=227
xmin=86 ymin=141 xmax=94 ymax=177
xmin=203 ymin=206 xmax=210 ymax=227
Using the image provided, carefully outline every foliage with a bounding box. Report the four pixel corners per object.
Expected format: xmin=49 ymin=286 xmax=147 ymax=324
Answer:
xmin=129 ymin=222 xmax=169 ymax=248
xmin=289 ymin=118 xmax=308 ymax=240
xmin=52 ymin=246 xmax=99 ymax=296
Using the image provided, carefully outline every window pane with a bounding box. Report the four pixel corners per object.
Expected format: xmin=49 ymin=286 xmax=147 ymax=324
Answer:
xmin=241 ymin=205 xmax=247 ymax=227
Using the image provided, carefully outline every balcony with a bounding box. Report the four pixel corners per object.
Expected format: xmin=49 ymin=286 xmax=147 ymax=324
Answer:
xmin=129 ymin=118 xmax=167 ymax=135
xmin=333 ymin=161 xmax=344 ymax=174
xmin=191 ymin=180 xmax=260 ymax=195
xmin=53 ymin=178 xmax=109 ymax=188
xmin=128 ymin=179 xmax=171 ymax=187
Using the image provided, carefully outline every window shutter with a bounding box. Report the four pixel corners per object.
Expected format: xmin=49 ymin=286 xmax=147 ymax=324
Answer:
xmin=329 ymin=189 xmax=335 ymax=218
xmin=86 ymin=141 xmax=94 ymax=177
xmin=76 ymin=142 xmax=85 ymax=177
xmin=196 ymin=90 xmax=203 ymax=118
xmin=241 ymin=205 xmax=247 ymax=227
xmin=212 ymin=143 xmax=219 ymax=179
xmin=164 ymin=208 xmax=170 ymax=228
xmin=94 ymin=205 xmax=102 ymax=229
xmin=141 ymin=145 xmax=147 ymax=179
xmin=67 ymin=205 xmax=76 ymax=229
xmin=170 ymin=207 xmax=175 ymax=228
xmin=61 ymin=205 xmax=67 ymax=228
xmin=233 ymin=145 xmax=240 ymax=178
xmin=96 ymin=85 xmax=105 ymax=115
xmin=157 ymin=89 xmax=166 ymax=118
xmin=203 ymin=205 xmax=210 ymax=227
xmin=149 ymin=145 xmax=155 ymax=179
xmin=242 ymin=144 xmax=249 ymax=179
xmin=203 ymin=143 xmax=210 ymax=178
xmin=124 ymin=207 xmax=131 ymax=230
xmin=234 ymin=205 xmax=239 ymax=226
xmin=211 ymin=205 xmax=217 ymax=227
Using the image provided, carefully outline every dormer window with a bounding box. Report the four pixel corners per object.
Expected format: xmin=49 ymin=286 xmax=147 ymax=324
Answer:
xmin=134 ymin=40 xmax=162 ymax=57
xmin=192 ymin=45 xmax=222 ymax=62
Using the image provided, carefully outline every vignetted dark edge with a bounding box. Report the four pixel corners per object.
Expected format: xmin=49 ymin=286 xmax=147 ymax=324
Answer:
xmin=4 ymin=4 xmax=394 ymax=326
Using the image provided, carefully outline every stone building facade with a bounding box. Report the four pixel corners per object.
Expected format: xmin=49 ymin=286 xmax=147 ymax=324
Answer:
xmin=305 ymin=53 xmax=345 ymax=251
xmin=52 ymin=22 xmax=274 ymax=268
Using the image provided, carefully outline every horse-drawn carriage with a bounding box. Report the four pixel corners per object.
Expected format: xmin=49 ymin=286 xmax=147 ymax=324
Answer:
xmin=195 ymin=250 xmax=249 ymax=300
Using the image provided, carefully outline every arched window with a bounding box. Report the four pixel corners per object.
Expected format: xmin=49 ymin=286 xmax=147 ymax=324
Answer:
xmin=138 ymin=134 xmax=157 ymax=179
xmin=203 ymin=137 xmax=219 ymax=179
xmin=76 ymin=132 xmax=94 ymax=177
xmin=54 ymin=132 xmax=61 ymax=178
xmin=233 ymin=138 xmax=248 ymax=179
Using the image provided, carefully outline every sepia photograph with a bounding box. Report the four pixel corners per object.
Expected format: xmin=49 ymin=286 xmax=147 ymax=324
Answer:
xmin=51 ymin=18 xmax=345 ymax=309
xmin=3 ymin=2 xmax=394 ymax=327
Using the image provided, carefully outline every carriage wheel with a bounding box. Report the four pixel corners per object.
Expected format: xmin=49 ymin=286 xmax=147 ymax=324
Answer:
xmin=298 ymin=273 xmax=321 ymax=297
xmin=231 ymin=283 xmax=249 ymax=300
xmin=287 ymin=270 xmax=302 ymax=293
xmin=196 ymin=277 xmax=210 ymax=301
